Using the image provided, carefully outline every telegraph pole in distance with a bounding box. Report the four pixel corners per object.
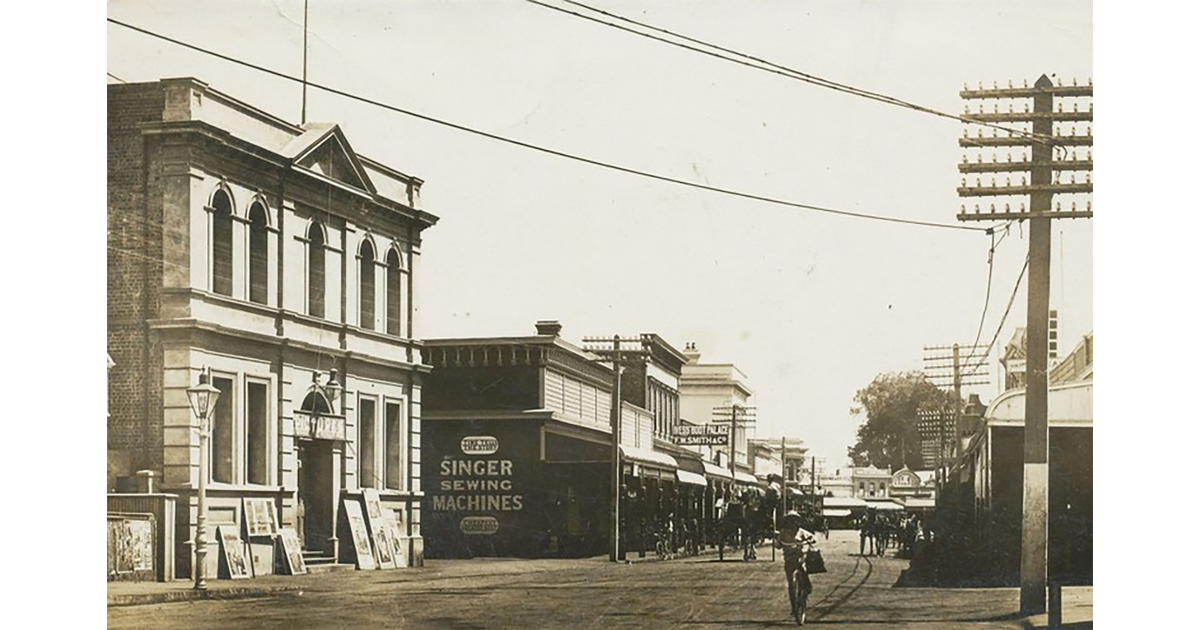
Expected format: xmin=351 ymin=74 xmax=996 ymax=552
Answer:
xmin=713 ymin=404 xmax=756 ymax=479
xmin=957 ymin=75 xmax=1093 ymax=615
xmin=923 ymin=343 xmax=990 ymax=470
xmin=583 ymin=335 xmax=649 ymax=563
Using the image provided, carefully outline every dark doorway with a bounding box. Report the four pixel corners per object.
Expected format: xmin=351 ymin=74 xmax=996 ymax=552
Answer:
xmin=298 ymin=441 xmax=334 ymax=552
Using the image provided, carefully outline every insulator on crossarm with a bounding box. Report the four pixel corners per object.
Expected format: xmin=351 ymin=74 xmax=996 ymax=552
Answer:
xmin=990 ymin=177 xmax=996 ymax=187
xmin=1058 ymin=102 xmax=1063 ymax=113
xmin=964 ymin=103 xmax=970 ymax=114
xmin=963 ymin=127 xmax=968 ymax=138
xmin=1087 ymin=200 xmax=1092 ymax=212
xmin=978 ymin=81 xmax=984 ymax=90
xmin=1024 ymin=103 xmax=1030 ymax=113
xmin=1072 ymin=77 xmax=1078 ymax=87
xmin=1086 ymin=125 xmax=1092 ymax=136
xmin=1089 ymin=102 xmax=1093 ymax=113
xmin=961 ymin=154 xmax=967 ymax=164
xmin=960 ymin=204 xmax=966 ymax=214
xmin=1019 ymin=202 xmax=1026 ymax=212
xmin=993 ymin=103 xmax=999 ymax=113
xmin=1070 ymin=150 xmax=1077 ymax=161
xmin=993 ymin=81 xmax=998 ymax=90
xmin=1006 ymin=152 xmax=1012 ymax=162
xmin=1056 ymin=202 xmax=1062 ymax=212
xmin=1008 ymin=103 xmax=1014 ymax=113
xmin=1088 ymin=77 xmax=1092 ymax=86
xmin=1071 ymin=202 xmax=1077 ymax=212
xmin=1056 ymin=77 xmax=1062 ymax=86
xmin=974 ymin=204 xmax=981 ymax=213
xmin=990 ymin=203 xmax=996 ymax=213
xmin=1024 ymin=79 xmax=1029 ymax=88
xmin=964 ymin=82 xmax=969 ymax=91
xmin=1005 ymin=203 xmax=1011 ymax=212
xmin=976 ymin=153 xmax=982 ymax=163
xmin=1021 ymin=175 xmax=1027 ymax=185
xmin=1073 ymin=102 xmax=1079 ymax=113
xmin=1070 ymin=173 xmax=1076 ymax=184
xmin=1008 ymin=79 xmax=1013 ymax=88
xmin=1006 ymin=176 xmax=1011 ymax=186
xmin=1070 ymin=125 xmax=1076 ymax=136
xmin=991 ymin=152 xmax=997 ymax=163
xmin=962 ymin=177 xmax=967 ymax=187
xmin=1086 ymin=172 xmax=1092 ymax=184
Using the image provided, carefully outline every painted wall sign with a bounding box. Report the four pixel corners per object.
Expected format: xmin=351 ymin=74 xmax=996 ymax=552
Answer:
xmin=430 ymin=434 xmax=525 ymax=514
xmin=460 ymin=435 xmax=500 ymax=455
xmin=672 ymin=423 xmax=730 ymax=446
xmin=459 ymin=516 xmax=500 ymax=535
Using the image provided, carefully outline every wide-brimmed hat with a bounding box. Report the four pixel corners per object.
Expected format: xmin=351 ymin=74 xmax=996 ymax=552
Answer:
xmin=783 ymin=510 xmax=803 ymax=522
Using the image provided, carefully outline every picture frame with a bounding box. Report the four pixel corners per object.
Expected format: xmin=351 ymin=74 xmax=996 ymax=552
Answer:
xmin=217 ymin=525 xmax=251 ymax=580
xmin=277 ymin=528 xmax=307 ymax=576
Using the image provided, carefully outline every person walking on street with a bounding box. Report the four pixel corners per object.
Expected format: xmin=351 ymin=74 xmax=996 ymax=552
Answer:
xmin=859 ymin=510 xmax=875 ymax=556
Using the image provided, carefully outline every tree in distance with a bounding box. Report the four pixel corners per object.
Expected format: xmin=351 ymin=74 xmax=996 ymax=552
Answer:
xmin=848 ymin=371 xmax=961 ymax=471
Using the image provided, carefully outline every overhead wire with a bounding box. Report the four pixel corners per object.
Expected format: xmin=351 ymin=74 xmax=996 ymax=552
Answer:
xmin=960 ymin=253 xmax=1030 ymax=380
xmin=107 ymin=17 xmax=989 ymax=234
xmin=530 ymin=0 xmax=1064 ymax=151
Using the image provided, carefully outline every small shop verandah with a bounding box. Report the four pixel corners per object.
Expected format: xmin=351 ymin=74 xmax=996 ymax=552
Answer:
xmin=618 ymin=446 xmax=765 ymax=558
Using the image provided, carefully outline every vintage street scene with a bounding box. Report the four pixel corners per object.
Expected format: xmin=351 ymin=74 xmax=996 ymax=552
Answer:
xmin=106 ymin=1 xmax=1093 ymax=628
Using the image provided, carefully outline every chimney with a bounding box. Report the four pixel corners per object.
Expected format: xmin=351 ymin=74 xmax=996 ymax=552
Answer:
xmin=959 ymin=393 xmax=986 ymax=451
xmin=535 ymin=320 xmax=563 ymax=337
xmin=682 ymin=341 xmax=701 ymax=364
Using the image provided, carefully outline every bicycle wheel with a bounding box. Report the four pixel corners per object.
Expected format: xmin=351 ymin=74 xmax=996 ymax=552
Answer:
xmin=796 ymin=584 xmax=807 ymax=626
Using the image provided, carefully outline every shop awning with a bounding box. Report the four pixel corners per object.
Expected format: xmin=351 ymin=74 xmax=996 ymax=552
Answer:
xmin=676 ymin=470 xmax=708 ymax=487
xmin=734 ymin=471 xmax=759 ymax=486
xmin=822 ymin=497 xmax=867 ymax=509
xmin=702 ymin=461 xmax=733 ymax=481
xmin=822 ymin=509 xmax=852 ymax=518
xmin=903 ymin=498 xmax=936 ymax=509
xmin=868 ymin=501 xmax=905 ymax=511
xmin=620 ymin=446 xmax=677 ymax=471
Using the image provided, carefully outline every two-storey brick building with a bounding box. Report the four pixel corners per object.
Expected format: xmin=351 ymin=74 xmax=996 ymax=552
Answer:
xmin=108 ymin=78 xmax=437 ymax=577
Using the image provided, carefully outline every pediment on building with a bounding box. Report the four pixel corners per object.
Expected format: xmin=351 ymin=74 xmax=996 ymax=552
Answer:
xmin=281 ymin=123 xmax=376 ymax=195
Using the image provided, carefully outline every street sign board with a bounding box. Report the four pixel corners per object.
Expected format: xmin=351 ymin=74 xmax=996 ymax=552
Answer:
xmin=672 ymin=423 xmax=730 ymax=446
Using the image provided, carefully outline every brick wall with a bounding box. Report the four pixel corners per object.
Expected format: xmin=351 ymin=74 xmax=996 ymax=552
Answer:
xmin=108 ymin=83 xmax=166 ymax=485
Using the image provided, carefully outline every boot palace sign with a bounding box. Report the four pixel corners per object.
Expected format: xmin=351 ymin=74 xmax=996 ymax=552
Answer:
xmin=431 ymin=435 xmax=524 ymax=535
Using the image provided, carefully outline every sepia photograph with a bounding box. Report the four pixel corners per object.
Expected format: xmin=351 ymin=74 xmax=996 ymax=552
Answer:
xmin=91 ymin=0 xmax=1146 ymax=627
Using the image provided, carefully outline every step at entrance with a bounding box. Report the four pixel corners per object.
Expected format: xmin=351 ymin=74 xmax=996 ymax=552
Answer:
xmin=301 ymin=550 xmax=356 ymax=574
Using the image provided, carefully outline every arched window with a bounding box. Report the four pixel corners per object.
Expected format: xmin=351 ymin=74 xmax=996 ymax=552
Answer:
xmin=385 ymin=248 xmax=402 ymax=336
xmin=248 ymin=202 xmax=269 ymax=305
xmin=211 ymin=189 xmax=234 ymax=296
xmin=359 ymin=238 xmax=376 ymax=330
xmin=307 ymin=222 xmax=326 ymax=318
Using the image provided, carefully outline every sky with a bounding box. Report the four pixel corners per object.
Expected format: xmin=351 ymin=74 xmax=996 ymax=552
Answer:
xmin=106 ymin=0 xmax=1093 ymax=470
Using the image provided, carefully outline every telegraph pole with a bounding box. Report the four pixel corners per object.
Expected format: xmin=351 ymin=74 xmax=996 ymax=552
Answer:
xmin=957 ymin=75 xmax=1092 ymax=615
xmin=923 ymin=343 xmax=989 ymax=466
xmin=583 ymin=335 xmax=649 ymax=563
xmin=713 ymin=404 xmax=756 ymax=479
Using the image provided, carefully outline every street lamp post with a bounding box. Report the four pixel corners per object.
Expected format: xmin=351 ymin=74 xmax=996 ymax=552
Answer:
xmin=187 ymin=367 xmax=221 ymax=591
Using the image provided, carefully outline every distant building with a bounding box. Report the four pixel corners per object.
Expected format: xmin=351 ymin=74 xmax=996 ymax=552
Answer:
xmin=1049 ymin=332 xmax=1093 ymax=385
xmin=678 ymin=343 xmax=754 ymax=479
xmin=821 ymin=467 xmax=892 ymax=500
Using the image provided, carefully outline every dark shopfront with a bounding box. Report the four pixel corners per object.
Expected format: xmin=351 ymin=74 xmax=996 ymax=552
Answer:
xmin=422 ymin=416 xmax=614 ymax=559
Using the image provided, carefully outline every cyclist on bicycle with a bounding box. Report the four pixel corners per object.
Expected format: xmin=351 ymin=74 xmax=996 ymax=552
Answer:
xmin=775 ymin=510 xmax=818 ymax=625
